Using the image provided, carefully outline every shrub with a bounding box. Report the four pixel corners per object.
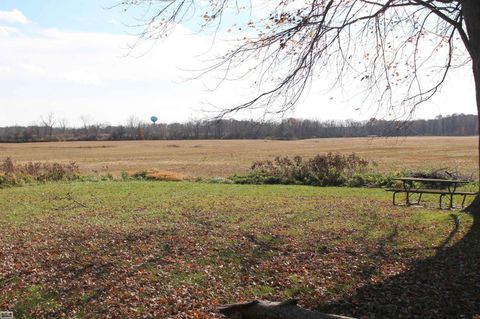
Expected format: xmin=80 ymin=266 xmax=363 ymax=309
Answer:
xmin=347 ymin=174 xmax=366 ymax=187
xmin=121 ymin=171 xmax=130 ymax=180
xmin=195 ymin=176 xmax=234 ymax=184
xmin=409 ymin=168 xmax=466 ymax=180
xmin=2 ymin=157 xmax=15 ymax=174
xmin=230 ymin=171 xmax=291 ymax=185
xmin=0 ymin=157 xmax=80 ymax=186
xmin=235 ymin=153 xmax=374 ymax=187
xmin=404 ymin=168 xmax=473 ymax=189
xmin=0 ymin=172 xmax=10 ymax=187
xmin=131 ymin=170 xmax=148 ymax=180
xmin=346 ymin=173 xmax=396 ymax=188
xmin=101 ymin=173 xmax=114 ymax=181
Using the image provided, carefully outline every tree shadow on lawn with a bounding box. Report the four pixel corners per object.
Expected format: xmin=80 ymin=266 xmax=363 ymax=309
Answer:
xmin=323 ymin=213 xmax=480 ymax=318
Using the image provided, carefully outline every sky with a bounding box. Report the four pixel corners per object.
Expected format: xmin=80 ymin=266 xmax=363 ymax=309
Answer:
xmin=0 ymin=1 xmax=477 ymax=127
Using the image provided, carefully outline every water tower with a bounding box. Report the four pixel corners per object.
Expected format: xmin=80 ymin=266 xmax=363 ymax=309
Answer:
xmin=150 ymin=116 xmax=158 ymax=125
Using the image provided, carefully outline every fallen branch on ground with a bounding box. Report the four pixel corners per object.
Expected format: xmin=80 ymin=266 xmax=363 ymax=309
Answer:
xmin=218 ymin=300 xmax=355 ymax=319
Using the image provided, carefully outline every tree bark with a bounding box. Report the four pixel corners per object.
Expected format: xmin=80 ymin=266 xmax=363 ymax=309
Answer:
xmin=218 ymin=300 xmax=355 ymax=319
xmin=461 ymin=0 xmax=480 ymax=214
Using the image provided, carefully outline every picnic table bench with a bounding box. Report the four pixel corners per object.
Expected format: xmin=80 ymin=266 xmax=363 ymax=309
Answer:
xmin=386 ymin=177 xmax=477 ymax=209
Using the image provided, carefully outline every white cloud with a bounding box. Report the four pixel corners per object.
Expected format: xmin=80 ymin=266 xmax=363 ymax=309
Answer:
xmin=64 ymin=69 xmax=103 ymax=86
xmin=0 ymin=18 xmax=476 ymax=127
xmin=0 ymin=9 xmax=29 ymax=25
xmin=19 ymin=63 xmax=45 ymax=75
xmin=0 ymin=25 xmax=18 ymax=36
xmin=0 ymin=25 xmax=211 ymax=85
xmin=0 ymin=65 xmax=12 ymax=74
xmin=0 ymin=23 xmax=241 ymax=125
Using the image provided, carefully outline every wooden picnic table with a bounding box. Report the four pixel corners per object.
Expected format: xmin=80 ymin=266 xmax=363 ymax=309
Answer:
xmin=388 ymin=177 xmax=475 ymax=209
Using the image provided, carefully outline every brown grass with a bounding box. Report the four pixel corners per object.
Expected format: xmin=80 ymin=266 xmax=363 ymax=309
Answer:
xmin=145 ymin=170 xmax=190 ymax=181
xmin=0 ymin=136 xmax=477 ymax=177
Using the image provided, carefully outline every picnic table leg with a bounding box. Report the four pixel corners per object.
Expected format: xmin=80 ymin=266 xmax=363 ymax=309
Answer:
xmin=448 ymin=183 xmax=458 ymax=209
xmin=417 ymin=193 xmax=423 ymax=205
xmin=403 ymin=181 xmax=412 ymax=205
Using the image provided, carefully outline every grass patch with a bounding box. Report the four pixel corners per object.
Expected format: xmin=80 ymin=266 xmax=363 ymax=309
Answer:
xmin=0 ymin=181 xmax=476 ymax=318
xmin=13 ymin=285 xmax=60 ymax=318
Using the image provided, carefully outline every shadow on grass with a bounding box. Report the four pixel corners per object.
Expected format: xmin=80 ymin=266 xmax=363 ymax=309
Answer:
xmin=323 ymin=213 xmax=480 ymax=318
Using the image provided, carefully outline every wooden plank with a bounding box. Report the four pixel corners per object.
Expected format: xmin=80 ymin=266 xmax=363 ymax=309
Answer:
xmin=386 ymin=189 xmax=477 ymax=195
xmin=386 ymin=189 xmax=450 ymax=194
xmin=451 ymin=191 xmax=478 ymax=195
xmin=392 ymin=177 xmax=470 ymax=183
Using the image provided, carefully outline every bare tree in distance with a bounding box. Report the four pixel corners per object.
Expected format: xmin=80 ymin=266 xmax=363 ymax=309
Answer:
xmin=58 ymin=118 xmax=69 ymax=131
xmin=40 ymin=112 xmax=56 ymax=138
xmin=57 ymin=118 xmax=69 ymax=140
xmin=119 ymin=0 xmax=480 ymax=213
xmin=126 ymin=114 xmax=144 ymax=139
xmin=79 ymin=115 xmax=93 ymax=136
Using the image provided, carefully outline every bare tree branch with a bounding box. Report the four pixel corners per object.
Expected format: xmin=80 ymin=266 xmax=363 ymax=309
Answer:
xmin=119 ymin=0 xmax=472 ymax=121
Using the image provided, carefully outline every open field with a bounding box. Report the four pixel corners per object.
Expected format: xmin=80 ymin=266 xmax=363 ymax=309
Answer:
xmin=1 ymin=137 xmax=479 ymax=318
xmin=1 ymin=181 xmax=479 ymax=318
xmin=0 ymin=136 xmax=477 ymax=177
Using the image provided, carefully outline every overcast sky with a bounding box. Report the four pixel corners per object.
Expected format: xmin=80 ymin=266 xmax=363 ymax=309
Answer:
xmin=0 ymin=1 xmax=477 ymax=127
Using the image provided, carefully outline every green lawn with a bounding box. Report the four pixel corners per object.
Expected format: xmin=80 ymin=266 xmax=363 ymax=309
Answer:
xmin=0 ymin=181 xmax=476 ymax=318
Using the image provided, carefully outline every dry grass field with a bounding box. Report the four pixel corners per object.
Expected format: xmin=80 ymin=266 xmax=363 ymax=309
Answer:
xmin=0 ymin=136 xmax=477 ymax=177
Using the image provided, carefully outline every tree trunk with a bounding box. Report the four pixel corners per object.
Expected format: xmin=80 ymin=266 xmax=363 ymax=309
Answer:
xmin=218 ymin=300 xmax=355 ymax=319
xmin=461 ymin=0 xmax=480 ymax=214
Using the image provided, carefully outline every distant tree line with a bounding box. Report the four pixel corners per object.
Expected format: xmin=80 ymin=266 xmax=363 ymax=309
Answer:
xmin=0 ymin=113 xmax=477 ymax=143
